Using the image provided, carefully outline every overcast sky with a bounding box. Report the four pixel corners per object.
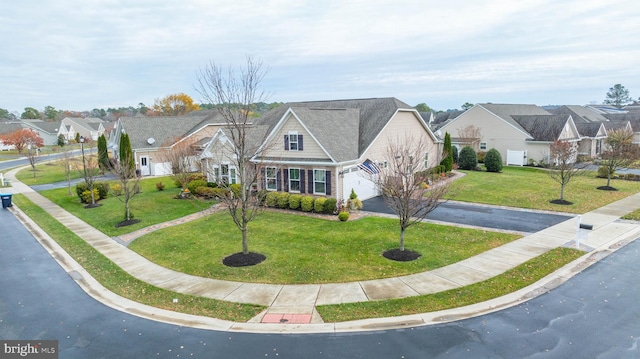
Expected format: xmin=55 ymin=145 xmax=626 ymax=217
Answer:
xmin=1 ymin=0 xmax=639 ymax=114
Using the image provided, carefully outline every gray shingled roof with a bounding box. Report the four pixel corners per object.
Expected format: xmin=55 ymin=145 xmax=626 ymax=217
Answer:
xmin=480 ymin=103 xmax=552 ymax=137
xmin=549 ymin=105 xmax=609 ymax=123
xmin=0 ymin=123 xmax=24 ymax=135
xmin=575 ymin=122 xmax=604 ymax=138
xmin=258 ymin=98 xmax=417 ymax=159
xmin=21 ymin=120 xmax=60 ymax=134
xmin=604 ymin=113 xmax=640 ymax=132
xmin=119 ymin=115 xmax=211 ymax=149
xmin=288 ymin=107 xmax=360 ymax=162
xmin=511 ymin=114 xmax=573 ymax=141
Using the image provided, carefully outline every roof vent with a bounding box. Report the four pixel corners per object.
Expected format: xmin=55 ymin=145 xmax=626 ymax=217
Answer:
xmin=147 ymin=137 xmax=156 ymax=145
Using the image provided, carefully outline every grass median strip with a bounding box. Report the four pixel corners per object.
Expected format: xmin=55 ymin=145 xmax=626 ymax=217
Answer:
xmin=12 ymin=194 xmax=265 ymax=322
xmin=316 ymin=247 xmax=584 ymax=322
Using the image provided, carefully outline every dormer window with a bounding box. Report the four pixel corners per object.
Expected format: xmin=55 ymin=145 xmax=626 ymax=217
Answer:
xmin=284 ymin=132 xmax=303 ymax=151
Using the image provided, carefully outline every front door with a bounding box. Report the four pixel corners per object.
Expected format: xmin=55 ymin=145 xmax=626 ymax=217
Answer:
xmin=140 ymin=156 xmax=150 ymax=176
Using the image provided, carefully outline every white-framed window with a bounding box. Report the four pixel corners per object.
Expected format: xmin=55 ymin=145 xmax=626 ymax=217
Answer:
xmin=288 ymin=132 xmax=298 ymax=151
xmin=313 ymin=169 xmax=326 ymax=194
xmin=266 ymin=167 xmax=277 ymax=191
xmin=480 ymin=142 xmax=487 ymax=150
xmin=289 ymin=168 xmax=301 ymax=192
xmin=220 ymin=164 xmax=237 ymax=184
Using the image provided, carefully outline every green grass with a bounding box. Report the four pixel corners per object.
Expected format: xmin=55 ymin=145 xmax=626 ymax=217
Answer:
xmin=38 ymin=177 xmax=215 ymax=236
xmin=447 ymin=166 xmax=640 ymax=213
xmin=129 ymin=211 xmax=521 ymax=284
xmin=16 ymin=159 xmax=85 ymax=185
xmin=12 ymin=194 xmax=265 ymax=322
xmin=316 ymin=247 xmax=584 ymax=322
xmin=622 ymin=209 xmax=640 ymax=220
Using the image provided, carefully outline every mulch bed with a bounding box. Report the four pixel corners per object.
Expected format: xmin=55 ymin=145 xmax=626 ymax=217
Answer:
xmin=223 ymin=252 xmax=266 ymax=267
xmin=549 ymin=199 xmax=573 ymax=205
xmin=115 ymin=219 xmax=142 ymax=228
xmin=383 ymin=248 xmax=422 ymax=262
xmin=597 ymin=186 xmax=618 ymax=191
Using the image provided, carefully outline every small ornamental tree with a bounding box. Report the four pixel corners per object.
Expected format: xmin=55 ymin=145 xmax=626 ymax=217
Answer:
xmin=458 ymin=146 xmax=478 ymax=170
xmin=484 ymin=148 xmax=503 ymax=172
xmin=119 ymin=133 xmax=135 ymax=175
xmin=451 ymin=146 xmax=459 ymax=165
xmin=599 ymin=128 xmax=639 ymax=190
xmin=547 ymin=140 xmax=585 ymax=204
xmin=440 ymin=132 xmax=453 ymax=172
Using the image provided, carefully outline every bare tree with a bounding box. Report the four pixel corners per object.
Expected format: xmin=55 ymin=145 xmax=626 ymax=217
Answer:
xmin=112 ymin=146 xmax=141 ymax=224
xmin=59 ymin=149 xmax=76 ymax=196
xmin=76 ymin=138 xmax=101 ymax=207
xmin=457 ymin=124 xmax=482 ymax=150
xmin=195 ymin=55 xmax=271 ymax=263
xmin=600 ymin=128 xmax=639 ymax=190
xmin=547 ymin=140 xmax=585 ymax=204
xmin=368 ymin=135 xmax=449 ymax=260
xmin=157 ymin=136 xmax=200 ymax=190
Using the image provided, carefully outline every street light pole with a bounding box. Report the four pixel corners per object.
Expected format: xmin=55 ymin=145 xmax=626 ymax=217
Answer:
xmin=80 ymin=136 xmax=87 ymax=180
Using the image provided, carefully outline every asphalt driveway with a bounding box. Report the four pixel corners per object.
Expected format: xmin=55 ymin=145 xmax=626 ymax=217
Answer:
xmin=362 ymin=196 xmax=573 ymax=233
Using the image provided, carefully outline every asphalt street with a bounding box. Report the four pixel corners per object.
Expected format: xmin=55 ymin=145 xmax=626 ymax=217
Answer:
xmin=1 ymin=205 xmax=639 ymax=358
xmin=362 ymin=196 xmax=573 ymax=233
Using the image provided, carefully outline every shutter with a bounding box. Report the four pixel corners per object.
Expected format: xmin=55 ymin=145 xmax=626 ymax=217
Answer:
xmin=326 ymin=170 xmax=332 ymax=195
xmin=283 ymin=169 xmax=289 ymax=192
xmin=284 ymin=135 xmax=289 ymax=150
xmin=298 ymin=134 xmax=303 ymax=151
xmin=308 ymin=169 xmax=314 ymax=193
xmin=276 ymin=169 xmax=282 ymax=191
xmin=300 ymin=169 xmax=305 ymax=193
xmin=260 ymin=167 xmax=265 ymax=190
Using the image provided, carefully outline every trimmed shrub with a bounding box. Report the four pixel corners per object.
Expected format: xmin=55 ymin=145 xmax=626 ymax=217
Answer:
xmin=289 ymin=194 xmax=302 ymax=210
xmin=212 ymin=187 xmax=229 ymax=199
xmin=95 ymin=182 xmax=109 ymax=199
xmin=206 ymin=182 xmax=218 ymax=188
xmin=276 ymin=192 xmax=290 ymax=209
xmin=80 ymin=189 xmax=99 ymax=204
xmin=452 ymin=146 xmax=459 ymax=164
xmin=314 ymin=197 xmax=326 ymax=213
xmin=440 ymin=132 xmax=453 ymax=172
xmin=324 ymin=198 xmax=337 ymax=214
xmin=187 ymin=179 xmax=208 ymax=194
xmin=348 ymin=198 xmax=363 ymax=211
xmin=458 ymin=146 xmax=478 ymax=170
xmin=75 ymin=182 xmax=89 ymax=198
xmin=257 ymin=189 xmax=268 ymax=205
xmin=265 ymin=191 xmax=278 ymax=207
xmin=301 ymin=196 xmax=315 ymax=212
xmin=156 ymin=182 xmax=165 ymax=191
xmin=598 ymin=166 xmax=614 ymax=178
xmin=338 ymin=211 xmax=350 ymax=222
xmin=350 ymin=189 xmax=358 ymax=200
xmin=230 ymin=184 xmax=242 ymax=198
xmin=484 ymin=148 xmax=503 ymax=173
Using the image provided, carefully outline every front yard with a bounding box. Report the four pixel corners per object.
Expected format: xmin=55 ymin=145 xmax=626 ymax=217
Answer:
xmin=129 ymin=211 xmax=520 ymax=284
xmin=447 ymin=166 xmax=640 ymax=213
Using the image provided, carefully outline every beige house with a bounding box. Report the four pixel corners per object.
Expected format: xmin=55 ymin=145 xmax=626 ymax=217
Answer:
xmin=110 ymin=112 xmax=226 ymax=176
xmin=58 ymin=117 xmax=106 ymax=141
xmin=201 ymin=98 xmax=441 ymax=202
xmin=437 ymin=104 xmax=581 ymax=165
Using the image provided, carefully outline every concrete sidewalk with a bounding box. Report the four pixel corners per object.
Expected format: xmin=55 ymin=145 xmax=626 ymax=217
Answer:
xmin=3 ymin=167 xmax=640 ymax=333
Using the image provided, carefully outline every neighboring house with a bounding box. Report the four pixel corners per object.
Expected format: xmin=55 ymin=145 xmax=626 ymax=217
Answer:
xmin=0 ymin=122 xmax=24 ymax=150
xmin=604 ymin=112 xmax=640 ymax=144
xmin=111 ymin=112 xmax=227 ymax=176
xmin=58 ymin=117 xmax=106 ymax=142
xmin=201 ymin=98 xmax=441 ymax=202
xmin=574 ymin=122 xmax=607 ymax=157
xmin=437 ymin=104 xmax=581 ymax=165
xmin=19 ymin=120 xmax=61 ymax=145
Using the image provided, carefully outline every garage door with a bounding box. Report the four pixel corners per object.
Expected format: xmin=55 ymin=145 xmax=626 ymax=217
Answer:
xmin=342 ymin=167 xmax=378 ymax=200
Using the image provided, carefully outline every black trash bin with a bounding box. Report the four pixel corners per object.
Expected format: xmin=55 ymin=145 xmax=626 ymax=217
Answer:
xmin=1 ymin=194 xmax=12 ymax=208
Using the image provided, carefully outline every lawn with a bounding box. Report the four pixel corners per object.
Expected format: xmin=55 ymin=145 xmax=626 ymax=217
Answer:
xmin=317 ymin=246 xmax=584 ymax=322
xmin=446 ymin=166 xmax=640 ymax=213
xmin=38 ymin=177 xmax=215 ymax=236
xmin=12 ymin=194 xmax=264 ymax=322
xmin=16 ymin=159 xmax=85 ymax=185
xmin=129 ymin=211 xmax=521 ymax=284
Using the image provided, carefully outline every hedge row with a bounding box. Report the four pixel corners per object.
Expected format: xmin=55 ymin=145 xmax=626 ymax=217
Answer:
xmin=262 ymin=191 xmax=337 ymax=214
